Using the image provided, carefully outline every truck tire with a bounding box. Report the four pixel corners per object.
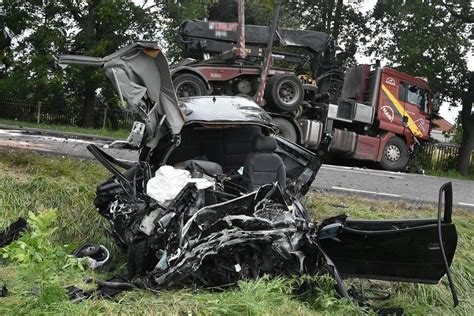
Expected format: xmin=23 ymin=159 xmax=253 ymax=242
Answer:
xmin=173 ymin=73 xmax=207 ymax=98
xmin=273 ymin=117 xmax=298 ymax=143
xmin=265 ymin=74 xmax=304 ymax=113
xmin=380 ymin=137 xmax=409 ymax=171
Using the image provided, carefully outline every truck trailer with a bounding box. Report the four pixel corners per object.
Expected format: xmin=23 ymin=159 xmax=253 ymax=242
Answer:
xmin=169 ymin=16 xmax=437 ymax=172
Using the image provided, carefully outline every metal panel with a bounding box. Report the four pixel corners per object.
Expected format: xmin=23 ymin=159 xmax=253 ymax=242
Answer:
xmin=351 ymin=134 xmax=380 ymax=161
xmin=329 ymin=129 xmax=357 ymax=154
xmin=353 ymin=103 xmax=374 ymax=124
xmin=299 ymin=119 xmax=323 ymax=149
xmin=327 ymin=103 xmax=339 ymax=120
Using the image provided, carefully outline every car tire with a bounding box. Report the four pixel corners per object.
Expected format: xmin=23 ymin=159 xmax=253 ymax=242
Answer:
xmin=173 ymin=73 xmax=207 ymax=98
xmin=273 ymin=117 xmax=298 ymax=143
xmin=380 ymin=137 xmax=409 ymax=171
xmin=264 ymin=74 xmax=304 ymax=112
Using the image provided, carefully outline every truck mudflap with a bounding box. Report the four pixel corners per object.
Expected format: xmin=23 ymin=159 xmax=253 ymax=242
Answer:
xmin=319 ymin=182 xmax=458 ymax=291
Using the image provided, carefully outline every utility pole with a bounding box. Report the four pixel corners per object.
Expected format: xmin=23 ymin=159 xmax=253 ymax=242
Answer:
xmin=235 ymin=0 xmax=246 ymax=59
xmin=255 ymin=0 xmax=282 ymax=106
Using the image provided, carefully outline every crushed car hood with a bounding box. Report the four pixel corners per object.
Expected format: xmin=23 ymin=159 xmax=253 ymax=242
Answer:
xmin=58 ymin=41 xmax=184 ymax=149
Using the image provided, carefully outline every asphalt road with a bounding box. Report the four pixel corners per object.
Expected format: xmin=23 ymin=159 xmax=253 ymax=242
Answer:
xmin=0 ymin=127 xmax=138 ymax=161
xmin=1 ymin=126 xmax=473 ymax=209
xmin=313 ymin=165 xmax=474 ymax=209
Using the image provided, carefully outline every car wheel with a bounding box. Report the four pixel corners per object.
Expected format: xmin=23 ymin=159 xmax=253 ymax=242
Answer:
xmin=264 ymin=74 xmax=304 ymax=113
xmin=173 ymin=73 xmax=207 ymax=98
xmin=273 ymin=117 xmax=298 ymax=143
xmin=380 ymin=137 xmax=409 ymax=171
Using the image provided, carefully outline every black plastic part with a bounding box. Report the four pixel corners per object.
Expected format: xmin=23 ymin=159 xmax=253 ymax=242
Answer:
xmin=437 ymin=182 xmax=458 ymax=307
xmin=87 ymin=144 xmax=136 ymax=183
xmin=74 ymin=244 xmax=108 ymax=262
xmin=0 ymin=217 xmax=27 ymax=248
xmin=0 ymin=284 xmax=7 ymax=297
xmin=127 ymin=240 xmax=150 ymax=280
xmin=440 ymin=182 xmax=453 ymax=224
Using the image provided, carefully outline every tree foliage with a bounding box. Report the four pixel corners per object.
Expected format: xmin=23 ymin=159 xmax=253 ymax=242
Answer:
xmin=283 ymin=1 xmax=370 ymax=48
xmin=368 ymin=0 xmax=473 ymax=174
xmin=1 ymin=0 xmax=161 ymax=127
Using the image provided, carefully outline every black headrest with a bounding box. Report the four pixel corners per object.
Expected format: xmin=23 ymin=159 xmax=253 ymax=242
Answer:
xmin=252 ymin=135 xmax=277 ymax=152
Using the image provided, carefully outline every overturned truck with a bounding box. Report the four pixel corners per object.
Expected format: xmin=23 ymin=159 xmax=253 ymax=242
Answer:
xmin=58 ymin=42 xmax=458 ymax=307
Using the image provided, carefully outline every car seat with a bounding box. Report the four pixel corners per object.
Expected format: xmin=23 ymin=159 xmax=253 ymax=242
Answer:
xmin=243 ymin=135 xmax=286 ymax=191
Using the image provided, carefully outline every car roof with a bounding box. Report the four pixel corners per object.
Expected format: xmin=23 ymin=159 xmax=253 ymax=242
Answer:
xmin=179 ymin=96 xmax=275 ymax=128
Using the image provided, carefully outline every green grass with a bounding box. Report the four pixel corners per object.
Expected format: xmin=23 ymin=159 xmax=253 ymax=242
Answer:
xmin=0 ymin=149 xmax=473 ymax=315
xmin=425 ymin=169 xmax=474 ymax=181
xmin=0 ymin=118 xmax=130 ymax=139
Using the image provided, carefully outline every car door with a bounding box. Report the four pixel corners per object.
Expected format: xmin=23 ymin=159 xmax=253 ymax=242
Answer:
xmin=275 ymin=134 xmax=330 ymax=198
xmin=318 ymin=183 xmax=457 ymax=284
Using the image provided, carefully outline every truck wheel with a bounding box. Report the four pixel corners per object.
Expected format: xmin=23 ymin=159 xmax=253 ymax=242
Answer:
xmin=380 ymin=137 xmax=409 ymax=171
xmin=273 ymin=117 xmax=298 ymax=143
xmin=173 ymin=73 xmax=207 ymax=98
xmin=265 ymin=74 xmax=304 ymax=113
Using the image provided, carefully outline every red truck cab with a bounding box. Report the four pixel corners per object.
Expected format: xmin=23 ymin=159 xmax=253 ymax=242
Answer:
xmin=377 ymin=67 xmax=432 ymax=143
xmin=323 ymin=65 xmax=434 ymax=171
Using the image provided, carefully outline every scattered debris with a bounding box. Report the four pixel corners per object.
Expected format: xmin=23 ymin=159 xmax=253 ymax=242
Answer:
xmin=73 ymin=244 xmax=110 ymax=270
xmin=0 ymin=282 xmax=7 ymax=298
xmin=0 ymin=217 xmax=27 ymax=248
xmin=66 ymin=277 xmax=135 ymax=303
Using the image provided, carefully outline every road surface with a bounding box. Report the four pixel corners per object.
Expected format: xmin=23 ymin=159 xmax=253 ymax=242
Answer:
xmin=1 ymin=126 xmax=473 ymax=209
xmin=314 ymin=165 xmax=474 ymax=208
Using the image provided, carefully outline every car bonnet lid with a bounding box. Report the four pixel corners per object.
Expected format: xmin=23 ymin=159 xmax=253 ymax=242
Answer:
xmin=58 ymin=41 xmax=184 ymax=149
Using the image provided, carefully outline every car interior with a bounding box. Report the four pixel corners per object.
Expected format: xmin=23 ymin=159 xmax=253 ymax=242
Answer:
xmin=166 ymin=124 xmax=287 ymax=196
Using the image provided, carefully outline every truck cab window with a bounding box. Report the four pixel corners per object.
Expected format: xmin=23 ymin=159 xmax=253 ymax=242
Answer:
xmin=399 ymin=82 xmax=427 ymax=113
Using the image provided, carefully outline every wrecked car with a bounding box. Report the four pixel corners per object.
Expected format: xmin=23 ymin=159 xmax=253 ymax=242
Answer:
xmin=58 ymin=42 xmax=458 ymax=307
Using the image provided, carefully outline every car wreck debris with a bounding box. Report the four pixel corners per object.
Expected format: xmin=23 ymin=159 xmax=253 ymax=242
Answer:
xmin=0 ymin=217 xmax=27 ymax=248
xmin=73 ymin=244 xmax=111 ymax=270
xmin=58 ymin=42 xmax=459 ymax=310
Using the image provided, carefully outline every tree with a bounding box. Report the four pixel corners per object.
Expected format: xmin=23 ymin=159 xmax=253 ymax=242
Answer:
xmin=62 ymin=0 xmax=160 ymax=127
xmin=157 ymin=0 xmax=216 ymax=61
xmin=458 ymin=71 xmax=473 ymax=174
xmin=369 ymin=0 xmax=473 ymax=175
xmin=0 ymin=0 xmax=161 ymax=127
xmin=0 ymin=0 xmax=68 ymax=107
xmin=283 ymin=0 xmax=370 ymax=49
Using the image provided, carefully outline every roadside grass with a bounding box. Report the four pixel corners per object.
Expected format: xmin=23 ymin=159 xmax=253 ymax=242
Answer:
xmin=0 ymin=149 xmax=472 ymax=315
xmin=0 ymin=118 xmax=129 ymax=139
xmin=424 ymin=169 xmax=474 ymax=181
